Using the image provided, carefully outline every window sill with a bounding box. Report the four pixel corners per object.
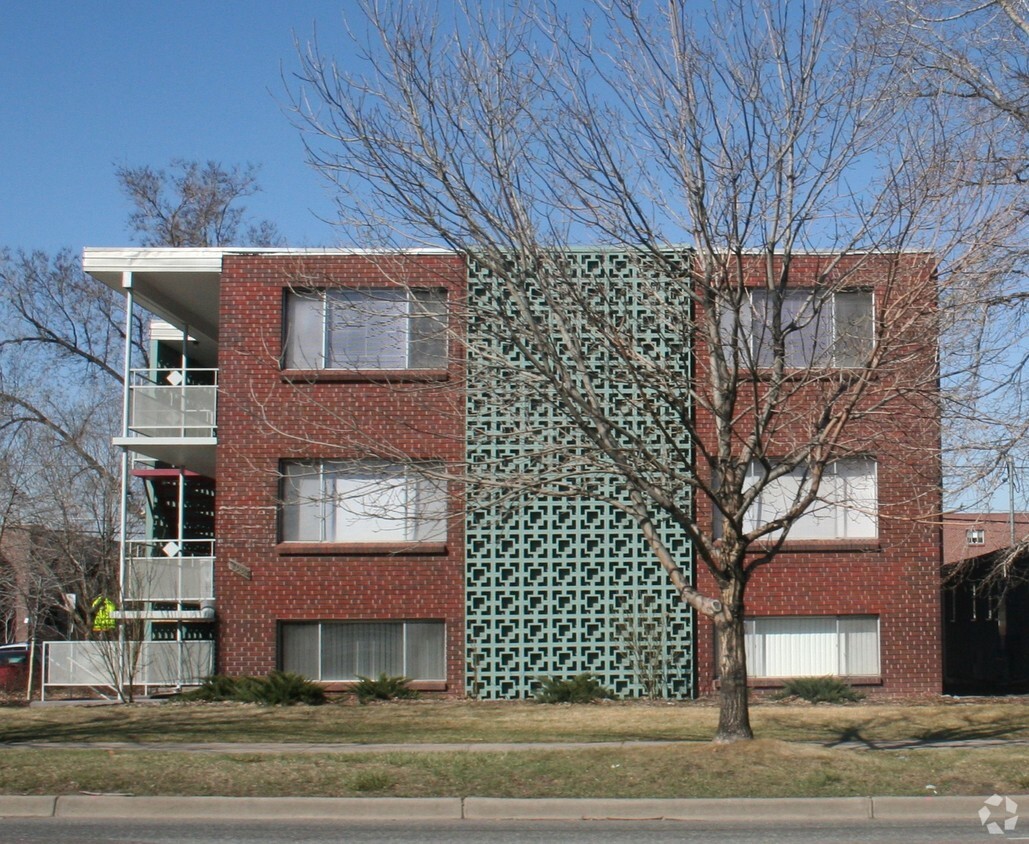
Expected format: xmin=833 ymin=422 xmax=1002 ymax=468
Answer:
xmin=713 ymin=675 xmax=883 ymax=689
xmin=320 ymin=680 xmax=448 ymax=693
xmin=281 ymin=369 xmax=450 ymax=384
xmin=745 ymin=539 xmax=881 ymax=554
xmin=277 ymin=541 xmax=448 ymax=557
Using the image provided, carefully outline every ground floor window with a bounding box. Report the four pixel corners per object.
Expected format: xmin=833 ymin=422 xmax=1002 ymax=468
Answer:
xmin=744 ymin=615 xmax=880 ymax=678
xmin=280 ymin=620 xmax=446 ymax=682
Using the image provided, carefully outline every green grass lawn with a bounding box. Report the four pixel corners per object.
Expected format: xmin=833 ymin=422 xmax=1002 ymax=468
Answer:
xmin=0 ymin=698 xmax=1025 ymax=798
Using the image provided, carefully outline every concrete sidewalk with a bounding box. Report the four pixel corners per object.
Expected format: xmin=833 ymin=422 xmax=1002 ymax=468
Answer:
xmin=0 ymin=794 xmax=1017 ymax=822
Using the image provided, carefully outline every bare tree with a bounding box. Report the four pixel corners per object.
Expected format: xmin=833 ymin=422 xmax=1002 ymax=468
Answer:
xmin=289 ymin=0 xmax=1026 ymax=739
xmin=116 ymin=160 xmax=283 ymax=247
xmin=876 ymin=1 xmax=1029 ymax=578
xmin=0 ymin=160 xmax=282 ymax=665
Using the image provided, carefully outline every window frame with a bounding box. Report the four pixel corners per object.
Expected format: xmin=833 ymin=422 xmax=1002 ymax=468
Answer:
xmin=280 ymin=459 xmax=448 ymax=545
xmin=283 ymin=287 xmax=448 ymax=372
xmin=743 ymin=615 xmax=881 ymax=679
xmin=743 ymin=288 xmax=874 ymax=369
xmin=279 ymin=620 xmax=447 ymax=683
xmin=966 ymin=528 xmax=986 ymax=546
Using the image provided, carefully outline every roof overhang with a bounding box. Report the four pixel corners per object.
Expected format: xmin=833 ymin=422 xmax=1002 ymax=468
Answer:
xmin=84 ymin=248 xmax=226 ymax=365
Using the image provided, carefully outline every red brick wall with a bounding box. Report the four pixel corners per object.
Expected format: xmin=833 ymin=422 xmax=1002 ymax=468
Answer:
xmin=215 ymin=252 xmax=467 ymax=693
xmin=692 ymin=253 xmax=943 ymax=695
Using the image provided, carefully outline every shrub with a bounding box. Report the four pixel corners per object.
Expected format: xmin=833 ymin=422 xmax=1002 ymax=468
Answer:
xmin=534 ymin=673 xmax=616 ymax=704
xmin=178 ymin=674 xmax=243 ymax=702
xmin=771 ymin=676 xmax=864 ymax=704
xmin=354 ymin=673 xmax=419 ymax=704
xmin=178 ymin=671 xmax=325 ymax=706
xmin=246 ymin=671 xmax=327 ymax=706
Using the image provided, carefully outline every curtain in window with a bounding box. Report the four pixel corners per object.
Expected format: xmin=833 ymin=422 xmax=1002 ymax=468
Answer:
xmin=330 ymin=466 xmax=410 ymax=542
xmin=320 ymin=622 xmax=404 ymax=680
xmin=832 ymin=292 xmax=874 ymax=367
xmin=282 ymin=461 xmax=447 ymax=543
xmin=839 ymin=616 xmax=880 ymax=675
xmin=747 ymin=289 xmax=872 ymax=368
xmin=281 ymin=623 xmax=320 ymax=680
xmin=327 ymin=289 xmax=410 ymax=369
xmin=281 ymin=462 xmax=323 ymax=541
xmin=284 ymin=293 xmax=325 ymax=369
xmin=409 ymin=290 xmax=448 ymax=369
xmin=744 ymin=459 xmax=877 ymax=540
xmin=405 ymin=622 xmax=446 ymax=680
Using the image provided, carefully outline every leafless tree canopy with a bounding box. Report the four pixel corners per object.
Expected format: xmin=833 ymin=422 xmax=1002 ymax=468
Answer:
xmin=292 ymin=0 xmax=1027 ymax=738
xmin=115 ymin=159 xmax=282 ymax=248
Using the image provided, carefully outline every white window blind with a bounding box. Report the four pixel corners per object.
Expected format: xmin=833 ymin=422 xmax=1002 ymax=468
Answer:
xmin=281 ymin=621 xmax=446 ymax=681
xmin=745 ymin=615 xmax=880 ymax=678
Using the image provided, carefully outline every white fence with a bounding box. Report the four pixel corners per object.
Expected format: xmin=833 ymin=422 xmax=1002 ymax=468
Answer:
xmin=43 ymin=640 xmax=214 ymax=700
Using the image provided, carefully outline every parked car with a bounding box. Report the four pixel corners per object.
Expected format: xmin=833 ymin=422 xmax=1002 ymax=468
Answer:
xmin=0 ymin=643 xmax=31 ymax=692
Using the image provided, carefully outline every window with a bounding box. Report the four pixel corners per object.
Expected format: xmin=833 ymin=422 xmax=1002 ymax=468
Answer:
xmin=281 ymin=621 xmax=445 ymax=681
xmin=745 ymin=616 xmax=880 ymax=678
xmin=966 ymin=528 xmax=986 ymax=546
xmin=281 ymin=460 xmax=447 ymax=543
xmin=284 ymin=288 xmax=447 ymax=370
xmin=744 ymin=289 xmax=873 ymax=368
xmin=744 ymin=458 xmax=877 ymax=540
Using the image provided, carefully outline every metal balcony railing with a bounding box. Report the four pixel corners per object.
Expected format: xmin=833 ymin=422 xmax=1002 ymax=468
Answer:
xmin=123 ymin=539 xmax=215 ymax=604
xmin=127 ymin=368 xmax=217 ymax=439
xmin=43 ymin=640 xmax=215 ymax=699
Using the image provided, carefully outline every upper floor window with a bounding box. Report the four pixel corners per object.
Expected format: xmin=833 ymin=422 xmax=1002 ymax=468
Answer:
xmin=744 ymin=289 xmax=873 ymax=368
xmin=966 ymin=528 xmax=986 ymax=546
xmin=281 ymin=460 xmax=447 ymax=543
xmin=284 ymin=288 xmax=448 ymax=370
xmin=744 ymin=457 xmax=878 ymax=540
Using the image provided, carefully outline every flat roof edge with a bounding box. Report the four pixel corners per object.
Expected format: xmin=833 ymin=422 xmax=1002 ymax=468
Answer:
xmin=82 ymin=246 xmax=459 ymax=271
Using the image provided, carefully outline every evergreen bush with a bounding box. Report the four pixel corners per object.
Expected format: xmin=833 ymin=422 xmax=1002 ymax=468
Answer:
xmin=534 ymin=673 xmax=616 ymax=703
xmin=771 ymin=676 xmax=864 ymax=704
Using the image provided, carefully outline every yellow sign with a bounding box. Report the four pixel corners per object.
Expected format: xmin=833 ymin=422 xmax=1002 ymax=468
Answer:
xmin=91 ymin=596 xmax=116 ymax=632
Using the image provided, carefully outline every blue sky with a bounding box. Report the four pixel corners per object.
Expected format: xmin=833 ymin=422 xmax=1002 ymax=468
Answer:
xmin=1 ymin=2 xmax=363 ymax=254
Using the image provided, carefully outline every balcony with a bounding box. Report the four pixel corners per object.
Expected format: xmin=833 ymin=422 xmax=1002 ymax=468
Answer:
xmin=115 ymin=368 xmax=218 ymax=477
xmin=119 ymin=539 xmax=215 ymax=619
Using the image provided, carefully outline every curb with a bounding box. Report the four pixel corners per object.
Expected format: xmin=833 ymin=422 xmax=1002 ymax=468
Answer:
xmin=0 ymin=794 xmax=1022 ymax=821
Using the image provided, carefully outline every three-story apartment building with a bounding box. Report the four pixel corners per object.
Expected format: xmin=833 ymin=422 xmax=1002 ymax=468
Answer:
xmin=72 ymin=247 xmax=942 ymax=698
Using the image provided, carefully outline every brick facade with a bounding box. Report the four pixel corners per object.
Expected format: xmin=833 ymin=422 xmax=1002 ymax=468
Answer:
xmin=692 ymin=254 xmax=943 ymax=695
xmin=214 ymin=253 xmax=467 ymax=692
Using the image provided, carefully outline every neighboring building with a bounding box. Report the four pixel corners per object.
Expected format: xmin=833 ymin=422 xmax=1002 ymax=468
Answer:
xmin=78 ymin=247 xmax=944 ymax=698
xmin=941 ymin=512 xmax=1029 ymax=693
xmin=942 ymin=512 xmax=1029 ymax=564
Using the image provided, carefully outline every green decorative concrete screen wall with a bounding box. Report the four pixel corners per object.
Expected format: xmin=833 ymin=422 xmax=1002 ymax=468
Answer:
xmin=465 ymin=250 xmax=695 ymax=699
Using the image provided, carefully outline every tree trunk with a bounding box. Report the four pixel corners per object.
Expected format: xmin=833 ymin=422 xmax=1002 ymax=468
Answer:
xmin=714 ymin=582 xmax=753 ymax=742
